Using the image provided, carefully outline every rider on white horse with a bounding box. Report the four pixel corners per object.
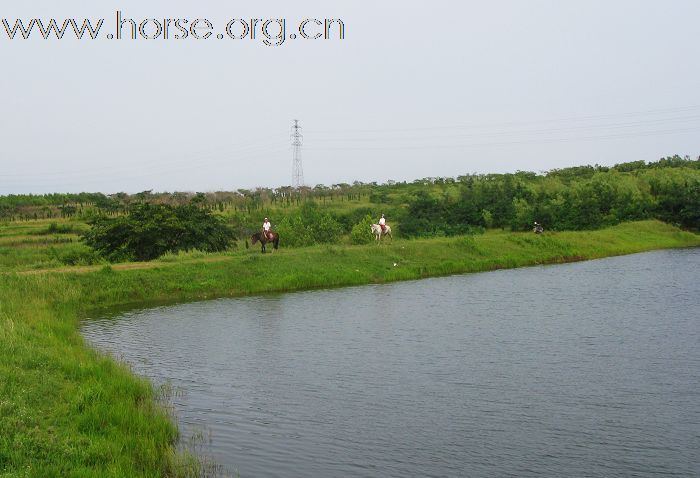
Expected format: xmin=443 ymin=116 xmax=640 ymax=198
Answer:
xmin=379 ymin=214 xmax=386 ymax=233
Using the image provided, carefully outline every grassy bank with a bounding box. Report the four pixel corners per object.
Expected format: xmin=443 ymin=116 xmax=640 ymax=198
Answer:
xmin=1 ymin=220 xmax=698 ymax=476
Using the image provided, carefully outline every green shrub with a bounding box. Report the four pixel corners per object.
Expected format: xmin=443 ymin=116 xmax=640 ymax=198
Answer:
xmin=336 ymin=207 xmax=374 ymax=232
xmin=275 ymin=201 xmax=344 ymax=247
xmin=29 ymin=222 xmax=79 ymax=235
xmin=351 ymin=214 xmax=375 ymax=244
xmin=47 ymin=244 xmax=102 ymax=266
xmin=276 ymin=215 xmax=314 ymax=247
xmin=59 ymin=248 xmax=102 ymax=266
xmin=82 ymin=202 xmax=234 ymax=261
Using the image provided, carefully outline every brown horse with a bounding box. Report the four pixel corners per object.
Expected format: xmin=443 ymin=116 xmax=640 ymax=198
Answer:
xmin=251 ymin=231 xmax=279 ymax=253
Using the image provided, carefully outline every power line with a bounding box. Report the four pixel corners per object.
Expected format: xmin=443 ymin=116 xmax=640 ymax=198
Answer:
xmin=313 ymin=104 xmax=700 ymax=134
xmin=310 ymin=114 xmax=700 ymax=143
xmin=305 ymin=127 xmax=699 ymax=152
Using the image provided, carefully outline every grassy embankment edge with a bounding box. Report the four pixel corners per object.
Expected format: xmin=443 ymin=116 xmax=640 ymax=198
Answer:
xmin=1 ymin=220 xmax=698 ymax=477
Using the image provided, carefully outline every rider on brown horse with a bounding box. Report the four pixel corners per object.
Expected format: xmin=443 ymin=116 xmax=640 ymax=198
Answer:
xmin=262 ymin=217 xmax=273 ymax=241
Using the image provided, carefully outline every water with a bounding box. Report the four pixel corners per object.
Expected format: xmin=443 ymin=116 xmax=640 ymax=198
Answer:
xmin=81 ymin=249 xmax=700 ymax=477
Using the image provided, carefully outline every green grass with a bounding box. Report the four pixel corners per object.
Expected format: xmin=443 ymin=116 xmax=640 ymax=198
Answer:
xmin=0 ymin=219 xmax=698 ymax=476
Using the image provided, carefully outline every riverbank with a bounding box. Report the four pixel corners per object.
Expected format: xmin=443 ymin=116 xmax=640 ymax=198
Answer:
xmin=1 ymin=220 xmax=698 ymax=476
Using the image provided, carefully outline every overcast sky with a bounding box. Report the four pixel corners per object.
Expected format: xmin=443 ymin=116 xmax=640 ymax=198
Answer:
xmin=1 ymin=0 xmax=699 ymax=194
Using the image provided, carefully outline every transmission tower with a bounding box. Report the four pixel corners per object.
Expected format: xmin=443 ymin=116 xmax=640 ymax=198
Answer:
xmin=291 ymin=119 xmax=304 ymax=189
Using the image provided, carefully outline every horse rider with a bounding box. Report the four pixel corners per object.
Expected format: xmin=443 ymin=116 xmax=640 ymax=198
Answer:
xmin=262 ymin=217 xmax=272 ymax=241
xmin=379 ymin=214 xmax=386 ymax=233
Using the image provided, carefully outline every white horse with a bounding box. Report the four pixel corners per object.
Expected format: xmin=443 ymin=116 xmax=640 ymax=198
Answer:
xmin=370 ymin=224 xmax=392 ymax=242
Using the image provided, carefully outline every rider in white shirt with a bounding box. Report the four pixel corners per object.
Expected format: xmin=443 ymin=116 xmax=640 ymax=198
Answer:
xmin=262 ymin=217 xmax=272 ymax=240
xmin=378 ymin=214 xmax=386 ymax=233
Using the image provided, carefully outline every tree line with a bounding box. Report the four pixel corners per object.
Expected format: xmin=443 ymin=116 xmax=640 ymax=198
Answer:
xmin=398 ymin=156 xmax=699 ymax=236
xmin=1 ymin=156 xmax=697 ymax=250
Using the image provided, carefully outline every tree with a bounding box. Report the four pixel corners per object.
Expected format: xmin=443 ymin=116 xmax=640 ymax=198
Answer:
xmin=83 ymin=203 xmax=234 ymax=261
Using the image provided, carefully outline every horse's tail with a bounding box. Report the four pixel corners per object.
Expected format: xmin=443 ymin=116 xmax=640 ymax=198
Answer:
xmin=273 ymin=234 xmax=279 ymax=249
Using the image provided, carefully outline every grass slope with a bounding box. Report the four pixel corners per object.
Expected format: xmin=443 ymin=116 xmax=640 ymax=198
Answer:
xmin=0 ymin=220 xmax=698 ymax=476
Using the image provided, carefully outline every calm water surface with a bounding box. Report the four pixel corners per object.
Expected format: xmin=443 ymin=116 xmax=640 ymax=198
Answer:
xmin=81 ymin=249 xmax=700 ymax=477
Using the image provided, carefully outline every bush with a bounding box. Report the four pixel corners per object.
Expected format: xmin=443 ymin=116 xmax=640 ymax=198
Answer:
xmin=30 ymin=222 xmax=79 ymax=235
xmin=82 ymin=202 xmax=234 ymax=261
xmin=369 ymin=190 xmax=389 ymax=203
xmin=59 ymin=248 xmax=102 ymax=266
xmin=48 ymin=244 xmax=102 ymax=266
xmin=276 ymin=215 xmax=314 ymax=247
xmin=275 ymin=202 xmax=344 ymax=247
xmin=48 ymin=222 xmax=75 ymax=234
xmin=336 ymin=207 xmax=374 ymax=232
xmin=351 ymin=214 xmax=376 ymax=244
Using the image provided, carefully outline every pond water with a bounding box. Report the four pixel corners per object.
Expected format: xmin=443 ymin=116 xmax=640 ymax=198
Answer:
xmin=81 ymin=249 xmax=700 ymax=477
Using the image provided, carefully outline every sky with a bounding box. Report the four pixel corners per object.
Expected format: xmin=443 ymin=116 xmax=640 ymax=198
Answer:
xmin=1 ymin=0 xmax=699 ymax=194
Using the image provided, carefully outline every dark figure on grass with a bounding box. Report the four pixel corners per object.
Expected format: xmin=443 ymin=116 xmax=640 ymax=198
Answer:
xmin=251 ymin=217 xmax=279 ymax=253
